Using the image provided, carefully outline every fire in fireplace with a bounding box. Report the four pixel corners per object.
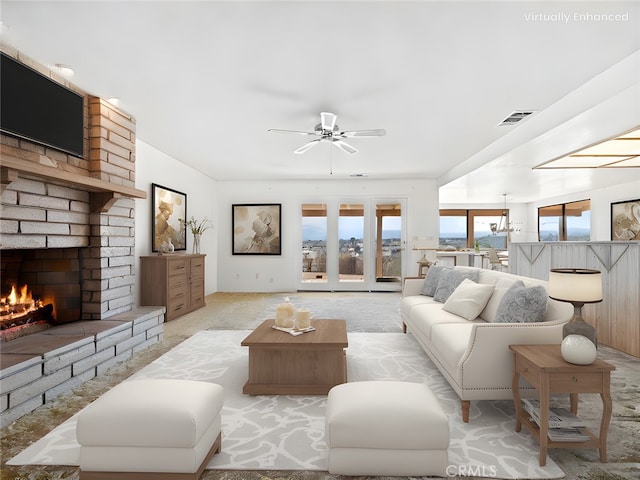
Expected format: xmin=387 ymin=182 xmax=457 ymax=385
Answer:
xmin=1 ymin=248 xmax=81 ymax=341
xmin=0 ymin=283 xmax=56 ymax=340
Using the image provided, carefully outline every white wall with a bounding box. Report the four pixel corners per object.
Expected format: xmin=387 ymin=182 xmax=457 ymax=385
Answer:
xmin=216 ymin=179 xmax=439 ymax=292
xmin=134 ymin=140 xmax=219 ymax=305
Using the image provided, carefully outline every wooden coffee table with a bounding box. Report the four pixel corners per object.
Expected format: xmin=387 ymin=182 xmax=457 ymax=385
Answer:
xmin=241 ymin=319 xmax=348 ymax=395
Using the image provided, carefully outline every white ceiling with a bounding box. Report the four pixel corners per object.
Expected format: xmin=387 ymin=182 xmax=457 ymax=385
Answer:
xmin=1 ymin=1 xmax=639 ymax=204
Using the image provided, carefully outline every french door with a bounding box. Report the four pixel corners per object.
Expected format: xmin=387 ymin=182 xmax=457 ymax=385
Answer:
xmin=299 ymin=198 xmax=405 ymax=291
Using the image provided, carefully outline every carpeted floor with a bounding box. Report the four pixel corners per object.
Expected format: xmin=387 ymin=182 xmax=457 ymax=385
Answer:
xmin=7 ymin=330 xmax=566 ymax=479
xmin=1 ymin=291 xmax=639 ymax=480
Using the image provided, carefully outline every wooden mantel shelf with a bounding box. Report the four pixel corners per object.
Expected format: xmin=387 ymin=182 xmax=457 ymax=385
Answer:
xmin=1 ymin=154 xmax=147 ymax=212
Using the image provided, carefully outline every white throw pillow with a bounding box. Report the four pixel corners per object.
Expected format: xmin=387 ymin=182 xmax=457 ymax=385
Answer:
xmin=442 ymin=278 xmax=495 ymax=321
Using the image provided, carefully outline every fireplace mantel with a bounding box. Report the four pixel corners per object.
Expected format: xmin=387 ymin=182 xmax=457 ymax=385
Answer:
xmin=1 ymin=153 xmax=146 ymax=213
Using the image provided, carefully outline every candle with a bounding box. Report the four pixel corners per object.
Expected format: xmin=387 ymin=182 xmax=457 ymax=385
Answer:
xmin=276 ymin=298 xmax=295 ymax=328
xmin=296 ymin=308 xmax=312 ymax=330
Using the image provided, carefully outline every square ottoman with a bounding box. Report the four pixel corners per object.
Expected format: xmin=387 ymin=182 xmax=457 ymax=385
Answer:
xmin=77 ymin=379 xmax=223 ymax=480
xmin=325 ymin=380 xmax=449 ymax=476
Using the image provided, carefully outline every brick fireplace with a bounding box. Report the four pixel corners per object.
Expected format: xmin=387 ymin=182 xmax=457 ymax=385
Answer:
xmin=0 ymin=48 xmax=163 ymax=427
xmin=0 ymin=47 xmax=143 ymax=325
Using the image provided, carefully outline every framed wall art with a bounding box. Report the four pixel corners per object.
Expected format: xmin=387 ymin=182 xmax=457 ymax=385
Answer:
xmin=232 ymin=204 xmax=281 ymax=255
xmin=151 ymin=183 xmax=187 ymax=252
xmin=611 ymin=198 xmax=640 ymax=241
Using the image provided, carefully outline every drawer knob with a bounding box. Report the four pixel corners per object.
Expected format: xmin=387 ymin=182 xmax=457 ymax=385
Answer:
xmin=572 ymin=376 xmax=579 ymax=383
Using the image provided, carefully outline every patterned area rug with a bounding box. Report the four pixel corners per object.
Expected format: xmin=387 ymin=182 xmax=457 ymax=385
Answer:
xmin=8 ymin=330 xmax=564 ymax=479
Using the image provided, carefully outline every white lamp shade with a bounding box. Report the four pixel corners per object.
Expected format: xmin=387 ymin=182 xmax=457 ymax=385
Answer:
xmin=548 ymin=268 xmax=603 ymax=303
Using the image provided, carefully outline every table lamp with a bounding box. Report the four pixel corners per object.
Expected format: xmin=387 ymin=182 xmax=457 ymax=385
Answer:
xmin=548 ymin=268 xmax=602 ymax=347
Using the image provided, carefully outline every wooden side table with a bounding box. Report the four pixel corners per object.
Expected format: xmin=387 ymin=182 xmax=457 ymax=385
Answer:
xmin=509 ymin=344 xmax=615 ymax=466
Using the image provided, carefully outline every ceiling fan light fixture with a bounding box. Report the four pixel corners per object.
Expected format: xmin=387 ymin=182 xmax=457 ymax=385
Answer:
xmin=269 ymin=112 xmax=385 ymax=156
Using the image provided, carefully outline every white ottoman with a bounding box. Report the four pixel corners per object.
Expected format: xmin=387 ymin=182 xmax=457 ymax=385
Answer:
xmin=77 ymin=379 xmax=223 ymax=480
xmin=325 ymin=381 xmax=449 ymax=476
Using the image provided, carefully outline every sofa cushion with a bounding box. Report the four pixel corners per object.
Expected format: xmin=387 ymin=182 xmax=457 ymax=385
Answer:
xmin=401 ymin=295 xmax=438 ymax=319
xmin=408 ymin=303 xmax=471 ymax=341
xmin=442 ymin=279 xmax=495 ymax=321
xmin=480 ymin=278 xmax=522 ymax=322
xmin=495 ymin=282 xmax=548 ymax=323
xmin=421 ymin=265 xmax=450 ymax=296
xmin=433 ymin=268 xmax=480 ymax=303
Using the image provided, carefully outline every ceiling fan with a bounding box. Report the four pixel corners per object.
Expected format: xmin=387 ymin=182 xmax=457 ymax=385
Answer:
xmin=268 ymin=112 xmax=386 ymax=155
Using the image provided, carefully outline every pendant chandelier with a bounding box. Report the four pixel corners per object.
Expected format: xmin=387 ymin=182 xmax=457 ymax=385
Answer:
xmin=490 ymin=194 xmax=514 ymax=234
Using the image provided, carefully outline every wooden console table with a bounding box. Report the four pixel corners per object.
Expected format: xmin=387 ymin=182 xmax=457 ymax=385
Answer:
xmin=509 ymin=344 xmax=615 ymax=466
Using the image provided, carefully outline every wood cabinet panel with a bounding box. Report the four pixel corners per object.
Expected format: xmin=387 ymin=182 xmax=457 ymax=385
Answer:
xmin=140 ymin=254 xmax=206 ymax=321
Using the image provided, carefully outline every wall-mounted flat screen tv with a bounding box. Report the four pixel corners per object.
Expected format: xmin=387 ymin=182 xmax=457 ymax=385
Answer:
xmin=1 ymin=53 xmax=84 ymax=158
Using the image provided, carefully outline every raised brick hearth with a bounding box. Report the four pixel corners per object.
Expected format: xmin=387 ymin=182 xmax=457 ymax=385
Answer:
xmin=0 ymin=48 xmax=161 ymax=427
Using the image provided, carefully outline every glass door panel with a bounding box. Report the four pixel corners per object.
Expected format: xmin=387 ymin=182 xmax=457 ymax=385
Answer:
xmin=338 ymin=203 xmax=364 ymax=284
xmin=375 ymin=203 xmax=402 ymax=284
xmin=301 ymin=203 xmax=327 ymax=284
xmin=299 ymin=198 xmax=404 ymax=291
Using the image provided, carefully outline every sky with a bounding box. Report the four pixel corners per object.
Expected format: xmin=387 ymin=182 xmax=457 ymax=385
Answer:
xmin=302 ymin=217 xmax=402 ymax=241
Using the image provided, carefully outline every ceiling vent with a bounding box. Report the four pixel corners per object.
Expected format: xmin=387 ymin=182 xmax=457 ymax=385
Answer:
xmin=499 ymin=110 xmax=534 ymax=126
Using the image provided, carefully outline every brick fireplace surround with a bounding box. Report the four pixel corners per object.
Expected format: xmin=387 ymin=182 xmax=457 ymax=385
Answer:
xmin=0 ymin=48 xmax=164 ymax=427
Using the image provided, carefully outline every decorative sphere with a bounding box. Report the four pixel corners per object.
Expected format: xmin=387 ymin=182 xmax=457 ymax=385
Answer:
xmin=561 ymin=334 xmax=597 ymax=365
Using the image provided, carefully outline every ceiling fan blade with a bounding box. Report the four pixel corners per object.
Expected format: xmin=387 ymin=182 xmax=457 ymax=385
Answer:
xmin=320 ymin=112 xmax=337 ymax=132
xmin=339 ymin=129 xmax=387 ymax=138
xmin=332 ymin=139 xmax=358 ymax=155
xmin=268 ymin=129 xmax=316 ymax=136
xmin=294 ymin=138 xmax=322 ymax=154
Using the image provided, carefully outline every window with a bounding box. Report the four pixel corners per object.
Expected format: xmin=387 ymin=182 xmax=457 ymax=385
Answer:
xmin=538 ymin=200 xmax=590 ymax=241
xmin=439 ymin=210 xmax=467 ymax=249
xmin=439 ymin=209 xmax=508 ymax=249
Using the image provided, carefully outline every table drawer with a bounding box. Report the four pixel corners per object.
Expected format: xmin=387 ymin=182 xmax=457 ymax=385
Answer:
xmin=169 ymin=275 xmax=188 ymax=290
xmin=169 ymin=285 xmax=189 ymax=303
xmin=190 ymin=257 xmax=205 ymax=277
xmin=166 ymin=298 xmax=189 ymax=320
xmin=550 ymin=372 xmax=604 ymax=393
xmin=167 ymin=258 xmax=189 ymax=276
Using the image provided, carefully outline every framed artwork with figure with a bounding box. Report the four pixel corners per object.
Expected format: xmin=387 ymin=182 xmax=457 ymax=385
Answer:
xmin=151 ymin=183 xmax=187 ymax=252
xmin=232 ymin=204 xmax=281 ymax=255
xmin=611 ymin=198 xmax=640 ymax=241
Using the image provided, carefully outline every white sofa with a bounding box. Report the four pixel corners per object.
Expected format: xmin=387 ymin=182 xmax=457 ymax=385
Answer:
xmin=402 ymin=266 xmax=573 ymax=423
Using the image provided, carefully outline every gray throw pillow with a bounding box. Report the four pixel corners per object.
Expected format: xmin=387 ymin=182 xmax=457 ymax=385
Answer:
xmin=433 ymin=268 xmax=480 ymax=303
xmin=421 ymin=265 xmax=450 ymax=296
xmin=495 ymin=281 xmax=548 ymax=323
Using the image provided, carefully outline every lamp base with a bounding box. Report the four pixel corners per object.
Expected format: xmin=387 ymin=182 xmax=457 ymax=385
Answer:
xmin=562 ymin=304 xmax=597 ymax=347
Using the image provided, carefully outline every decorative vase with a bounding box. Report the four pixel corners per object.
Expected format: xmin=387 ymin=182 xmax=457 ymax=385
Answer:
xmin=561 ymin=334 xmax=597 ymax=365
xmin=562 ymin=307 xmax=597 ymax=347
xmin=192 ymin=233 xmax=201 ymax=254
